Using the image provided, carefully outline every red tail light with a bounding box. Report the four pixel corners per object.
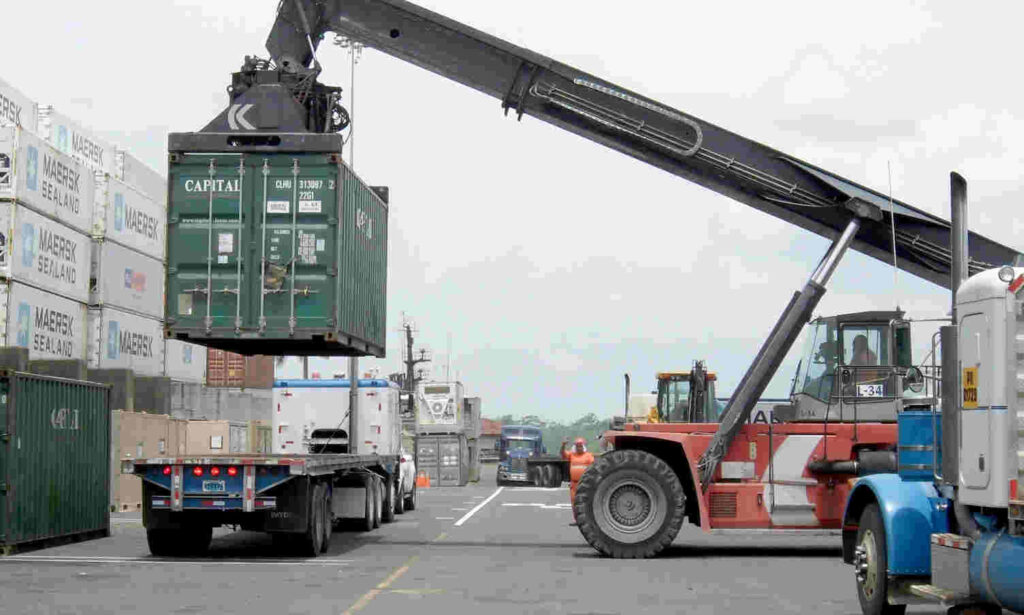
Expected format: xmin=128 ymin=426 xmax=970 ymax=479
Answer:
xmin=162 ymin=466 xmax=172 ymax=476
xmin=209 ymin=467 xmax=221 ymax=477
xmin=192 ymin=466 xmax=204 ymax=477
xmin=227 ymin=466 xmax=238 ymax=477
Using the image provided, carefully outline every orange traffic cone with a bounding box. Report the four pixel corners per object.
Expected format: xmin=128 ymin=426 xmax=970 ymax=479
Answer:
xmin=416 ymin=471 xmax=431 ymax=488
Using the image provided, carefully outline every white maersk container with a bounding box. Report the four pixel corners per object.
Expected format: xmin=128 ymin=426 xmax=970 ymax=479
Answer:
xmin=115 ymin=148 xmax=166 ymax=207
xmin=92 ymin=173 xmax=165 ymax=260
xmin=0 ymin=77 xmax=37 ymax=131
xmin=0 ymin=126 xmax=95 ymax=234
xmin=87 ymin=305 xmax=165 ymax=376
xmin=272 ymin=379 xmax=401 ymax=456
xmin=0 ymin=203 xmax=90 ymax=303
xmin=0 ymin=280 xmax=86 ymax=361
xmin=89 ymin=240 xmax=165 ymax=319
xmin=37 ymin=106 xmax=115 ymax=175
xmin=164 ymin=339 xmax=207 ymax=383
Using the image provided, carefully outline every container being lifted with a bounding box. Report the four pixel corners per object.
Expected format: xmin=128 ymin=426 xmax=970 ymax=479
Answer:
xmin=164 ymin=148 xmax=388 ymax=357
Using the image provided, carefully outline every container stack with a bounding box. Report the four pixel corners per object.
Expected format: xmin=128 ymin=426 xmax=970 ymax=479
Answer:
xmin=0 ymin=78 xmax=92 ymax=364
xmin=1 ymin=74 xmax=210 ymax=385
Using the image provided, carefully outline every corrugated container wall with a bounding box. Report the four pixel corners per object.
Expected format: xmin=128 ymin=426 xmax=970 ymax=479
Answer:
xmin=165 ymin=152 xmax=387 ymax=356
xmin=0 ymin=77 xmax=38 ymax=131
xmin=0 ymin=280 xmax=87 ymax=361
xmin=164 ymin=339 xmax=206 ymax=383
xmin=0 ymin=126 xmax=95 ymax=234
xmin=87 ymin=306 xmax=165 ymax=376
xmin=37 ymin=106 xmax=116 ymax=176
xmin=0 ymin=372 xmax=110 ymax=548
xmin=206 ymin=349 xmax=273 ymax=388
xmin=115 ymin=149 xmax=166 ymax=207
xmin=0 ymin=202 xmax=91 ymax=303
xmin=89 ymin=240 xmax=165 ymax=318
xmin=92 ymin=174 xmax=165 ymax=260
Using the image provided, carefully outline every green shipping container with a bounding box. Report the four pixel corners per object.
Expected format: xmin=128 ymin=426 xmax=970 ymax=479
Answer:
xmin=165 ymin=150 xmax=388 ymax=356
xmin=0 ymin=372 xmax=110 ymax=550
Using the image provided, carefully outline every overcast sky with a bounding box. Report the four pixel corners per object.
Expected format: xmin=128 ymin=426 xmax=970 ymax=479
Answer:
xmin=4 ymin=1 xmax=1022 ymax=421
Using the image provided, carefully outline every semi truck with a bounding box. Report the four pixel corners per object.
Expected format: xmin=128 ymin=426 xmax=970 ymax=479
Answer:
xmin=125 ymin=377 xmax=411 ymax=557
xmin=496 ymin=425 xmax=568 ymax=488
xmin=842 ymin=176 xmax=1023 ymax=615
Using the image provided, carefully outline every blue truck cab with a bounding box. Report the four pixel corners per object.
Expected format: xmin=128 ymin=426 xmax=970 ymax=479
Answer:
xmin=496 ymin=425 xmax=545 ymax=485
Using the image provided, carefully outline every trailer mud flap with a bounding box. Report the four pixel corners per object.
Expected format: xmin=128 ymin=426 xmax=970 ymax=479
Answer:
xmin=262 ymin=477 xmax=311 ymax=533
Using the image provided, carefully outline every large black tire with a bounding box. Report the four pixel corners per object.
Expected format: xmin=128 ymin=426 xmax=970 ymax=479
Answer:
xmin=853 ymin=503 xmax=906 ymax=615
xmin=147 ymin=527 xmax=212 ymax=557
xmin=574 ymin=449 xmax=685 ymax=559
xmin=547 ymin=464 xmax=561 ymax=488
xmin=530 ymin=466 xmax=543 ymax=487
xmin=361 ymin=478 xmax=375 ymax=532
xmin=395 ymin=483 xmax=406 ymax=515
xmin=382 ymin=476 xmax=397 ymax=524
xmin=295 ymin=482 xmax=325 ymax=557
xmin=320 ymin=484 xmax=332 ymax=553
xmin=404 ymin=484 xmax=417 ymax=511
xmin=372 ymin=479 xmax=382 ymax=529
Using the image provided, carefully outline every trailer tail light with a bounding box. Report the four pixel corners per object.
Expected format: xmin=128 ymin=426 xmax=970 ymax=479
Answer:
xmin=192 ymin=466 xmax=204 ymax=477
xmin=209 ymin=466 xmax=221 ymax=477
xmin=162 ymin=465 xmax=172 ymax=476
xmin=227 ymin=466 xmax=238 ymax=477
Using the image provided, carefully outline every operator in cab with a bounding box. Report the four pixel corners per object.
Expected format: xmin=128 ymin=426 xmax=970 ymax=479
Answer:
xmin=561 ymin=437 xmax=596 ymax=526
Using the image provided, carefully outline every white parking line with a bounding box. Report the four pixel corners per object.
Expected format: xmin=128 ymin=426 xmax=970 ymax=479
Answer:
xmin=454 ymin=487 xmax=503 ymax=527
xmin=451 ymin=508 xmax=469 ymax=511
xmin=0 ymin=555 xmax=354 ymax=566
xmin=435 ymin=517 xmax=455 ymax=520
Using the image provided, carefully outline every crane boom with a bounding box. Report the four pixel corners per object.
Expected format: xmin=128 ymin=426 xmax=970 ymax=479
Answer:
xmin=267 ymin=0 xmax=1020 ymax=289
xmin=257 ymin=0 xmax=1021 ymax=488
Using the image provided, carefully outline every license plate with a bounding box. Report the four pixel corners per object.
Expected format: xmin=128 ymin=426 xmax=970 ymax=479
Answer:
xmin=857 ymin=384 xmax=885 ymax=398
xmin=202 ymin=480 xmax=226 ymax=493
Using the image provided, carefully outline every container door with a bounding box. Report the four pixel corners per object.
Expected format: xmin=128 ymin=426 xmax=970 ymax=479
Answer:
xmin=439 ymin=437 xmax=461 ymax=486
xmin=255 ymin=159 xmax=339 ymax=335
xmin=167 ymin=155 xmax=250 ymax=333
xmin=417 ymin=437 xmax=439 ymax=484
xmin=0 ymin=378 xmax=8 ymax=538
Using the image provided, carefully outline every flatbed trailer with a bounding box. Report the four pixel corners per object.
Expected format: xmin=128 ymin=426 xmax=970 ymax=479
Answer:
xmin=126 ymin=452 xmax=401 ymax=557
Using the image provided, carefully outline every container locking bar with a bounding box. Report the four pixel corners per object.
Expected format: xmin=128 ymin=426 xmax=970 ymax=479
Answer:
xmin=259 ymin=160 xmax=270 ymax=334
xmin=235 ymin=158 xmax=246 ymax=334
xmin=204 ymin=159 xmax=216 ymax=335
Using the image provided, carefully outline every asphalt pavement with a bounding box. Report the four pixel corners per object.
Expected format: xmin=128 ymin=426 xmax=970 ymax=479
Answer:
xmin=0 ymin=464 xmax=948 ymax=615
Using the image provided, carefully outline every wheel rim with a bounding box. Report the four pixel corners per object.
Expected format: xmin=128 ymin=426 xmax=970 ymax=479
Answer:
xmin=592 ymin=473 xmax=666 ymax=544
xmin=855 ymin=530 xmax=880 ymax=599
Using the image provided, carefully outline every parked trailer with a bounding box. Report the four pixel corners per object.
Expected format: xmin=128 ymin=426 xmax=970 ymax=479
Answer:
xmin=126 ymin=452 xmax=400 ymax=557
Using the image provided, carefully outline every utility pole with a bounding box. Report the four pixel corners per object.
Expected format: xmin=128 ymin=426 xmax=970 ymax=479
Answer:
xmin=401 ymin=322 xmax=431 ymax=416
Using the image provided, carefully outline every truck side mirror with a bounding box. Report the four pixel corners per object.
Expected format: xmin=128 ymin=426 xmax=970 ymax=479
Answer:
xmin=893 ymin=321 xmax=912 ymax=368
xmin=904 ymin=366 xmax=925 ymax=393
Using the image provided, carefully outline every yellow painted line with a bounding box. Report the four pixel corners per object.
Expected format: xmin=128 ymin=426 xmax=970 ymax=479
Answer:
xmin=432 ymin=532 xmax=447 ymax=542
xmin=341 ymin=556 xmax=418 ymax=615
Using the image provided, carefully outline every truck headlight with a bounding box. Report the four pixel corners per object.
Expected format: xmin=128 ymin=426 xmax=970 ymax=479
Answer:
xmin=999 ymin=266 xmax=1015 ymax=283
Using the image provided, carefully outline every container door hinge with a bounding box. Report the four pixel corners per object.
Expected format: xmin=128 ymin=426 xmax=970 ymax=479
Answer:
xmin=0 ymin=482 xmax=8 ymax=494
xmin=0 ymin=432 xmax=9 ymax=443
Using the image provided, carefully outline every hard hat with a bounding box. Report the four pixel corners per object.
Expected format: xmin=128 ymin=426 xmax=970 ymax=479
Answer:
xmin=574 ymin=437 xmax=586 ymax=446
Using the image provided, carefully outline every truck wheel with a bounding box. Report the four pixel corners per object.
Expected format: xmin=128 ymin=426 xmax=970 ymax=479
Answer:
xmin=395 ymin=483 xmax=406 ymax=515
xmin=372 ymin=479 xmax=383 ymax=529
xmin=320 ymin=484 xmax=332 ymax=553
xmin=530 ymin=467 xmax=542 ymax=487
xmin=382 ymin=476 xmax=397 ymax=524
xmin=361 ymin=479 xmax=375 ymax=532
xmin=853 ymin=503 xmax=906 ymax=615
xmin=147 ymin=529 xmax=181 ymax=557
xmin=185 ymin=526 xmax=213 ymax=556
xmin=575 ymin=449 xmax=685 ymax=559
xmin=296 ymin=483 xmax=325 ymax=557
xmin=547 ymin=464 xmax=561 ymax=488
xmin=404 ymin=484 xmax=417 ymax=511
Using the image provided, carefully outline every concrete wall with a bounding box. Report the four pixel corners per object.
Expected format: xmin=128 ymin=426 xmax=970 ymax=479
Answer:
xmin=170 ymin=382 xmax=272 ymax=422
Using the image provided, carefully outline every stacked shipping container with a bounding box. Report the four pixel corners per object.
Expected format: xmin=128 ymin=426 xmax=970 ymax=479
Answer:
xmin=0 ymin=74 xmax=210 ymax=383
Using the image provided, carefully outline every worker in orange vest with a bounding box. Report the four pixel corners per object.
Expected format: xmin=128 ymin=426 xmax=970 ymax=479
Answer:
xmin=560 ymin=437 xmax=595 ymax=525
